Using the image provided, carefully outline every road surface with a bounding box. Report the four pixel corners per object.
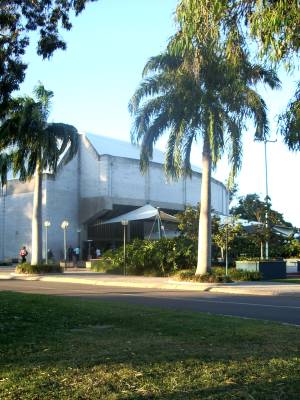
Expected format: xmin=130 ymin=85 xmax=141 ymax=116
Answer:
xmin=1 ymin=280 xmax=300 ymax=325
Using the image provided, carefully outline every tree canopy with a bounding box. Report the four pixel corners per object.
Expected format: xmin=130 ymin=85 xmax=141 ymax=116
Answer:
xmin=0 ymin=0 xmax=98 ymax=118
xmin=231 ymin=193 xmax=292 ymax=228
xmin=175 ymin=0 xmax=300 ymax=151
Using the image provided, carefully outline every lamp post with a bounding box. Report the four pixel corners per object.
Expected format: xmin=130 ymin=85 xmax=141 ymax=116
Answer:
xmin=157 ymin=207 xmax=161 ymax=239
xmin=86 ymin=239 xmax=93 ymax=260
xmin=76 ymin=228 xmax=81 ymax=251
xmin=121 ymin=220 xmax=128 ymax=276
xmin=61 ymin=220 xmax=69 ymax=267
xmin=44 ymin=220 xmax=51 ymax=264
xmin=263 ymin=139 xmax=276 ymax=259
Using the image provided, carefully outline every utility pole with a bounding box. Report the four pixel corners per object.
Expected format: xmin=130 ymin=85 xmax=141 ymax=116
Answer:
xmin=263 ymin=139 xmax=276 ymax=259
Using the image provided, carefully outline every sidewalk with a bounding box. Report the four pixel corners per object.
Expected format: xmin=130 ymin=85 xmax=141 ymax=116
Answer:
xmin=1 ymin=267 xmax=300 ymax=296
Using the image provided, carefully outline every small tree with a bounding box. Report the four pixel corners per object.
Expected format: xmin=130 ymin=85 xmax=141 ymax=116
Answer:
xmin=213 ymin=217 xmax=242 ymax=260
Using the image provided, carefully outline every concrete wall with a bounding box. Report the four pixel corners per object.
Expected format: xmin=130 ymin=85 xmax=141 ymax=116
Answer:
xmin=0 ymin=134 xmax=229 ymax=260
xmin=45 ymin=155 xmax=79 ymax=260
xmin=0 ymin=188 xmax=34 ymax=260
xmin=0 ymin=155 xmax=79 ymax=261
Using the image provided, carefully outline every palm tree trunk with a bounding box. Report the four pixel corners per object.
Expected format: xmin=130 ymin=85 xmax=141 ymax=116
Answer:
xmin=196 ymin=134 xmax=212 ymax=275
xmin=31 ymin=162 xmax=43 ymax=265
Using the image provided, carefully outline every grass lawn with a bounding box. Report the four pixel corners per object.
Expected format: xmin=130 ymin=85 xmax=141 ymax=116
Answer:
xmin=0 ymin=292 xmax=300 ymax=399
xmin=273 ymin=279 xmax=300 ymax=284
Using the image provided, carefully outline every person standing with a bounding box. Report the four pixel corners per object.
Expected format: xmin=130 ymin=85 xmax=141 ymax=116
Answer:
xmin=67 ymin=246 xmax=74 ymax=263
xmin=95 ymin=248 xmax=101 ymax=258
xmin=74 ymin=247 xmax=80 ymax=264
xmin=19 ymin=246 xmax=28 ymax=263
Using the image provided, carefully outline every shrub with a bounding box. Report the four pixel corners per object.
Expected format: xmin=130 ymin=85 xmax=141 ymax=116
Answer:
xmin=173 ymin=266 xmax=261 ymax=282
xmin=196 ymin=273 xmax=232 ymax=283
xmin=15 ymin=263 xmax=63 ymax=274
xmin=229 ymin=269 xmax=262 ymax=281
xmin=172 ymin=269 xmax=232 ymax=283
xmin=0 ymin=260 xmax=13 ymax=266
xmin=100 ymin=237 xmax=197 ymax=276
xmin=90 ymin=258 xmax=122 ymax=274
xmin=173 ymin=269 xmax=196 ymax=281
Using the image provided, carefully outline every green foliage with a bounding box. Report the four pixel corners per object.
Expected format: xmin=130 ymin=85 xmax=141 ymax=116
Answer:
xmin=90 ymin=258 xmax=122 ymax=274
xmin=196 ymin=273 xmax=232 ymax=283
xmin=0 ymin=84 xmax=79 ymax=184
xmin=100 ymin=238 xmax=197 ymax=276
xmin=0 ymin=260 xmax=13 ymax=266
xmin=15 ymin=263 xmax=63 ymax=274
xmin=175 ymin=0 xmax=300 ymax=150
xmin=173 ymin=267 xmax=261 ymax=282
xmin=279 ymin=83 xmax=300 ymax=151
xmin=282 ymin=239 xmax=300 ymax=258
xmin=228 ymin=269 xmax=262 ymax=282
xmin=176 ymin=205 xmax=200 ymax=240
xmin=231 ymin=193 xmax=291 ymax=227
xmin=212 ymin=216 xmax=243 ymax=252
xmin=0 ymin=1 xmax=98 ymax=118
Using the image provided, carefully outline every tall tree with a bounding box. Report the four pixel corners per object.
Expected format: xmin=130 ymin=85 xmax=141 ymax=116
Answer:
xmin=231 ymin=193 xmax=292 ymax=227
xmin=175 ymin=0 xmax=300 ymax=150
xmin=0 ymin=0 xmax=98 ymax=118
xmin=129 ymin=50 xmax=279 ymax=274
xmin=0 ymin=84 xmax=78 ymax=265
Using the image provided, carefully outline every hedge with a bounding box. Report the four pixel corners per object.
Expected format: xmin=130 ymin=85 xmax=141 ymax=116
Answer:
xmin=15 ymin=263 xmax=63 ymax=274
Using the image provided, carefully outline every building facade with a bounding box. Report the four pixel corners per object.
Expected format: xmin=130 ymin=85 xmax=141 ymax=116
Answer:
xmin=0 ymin=133 xmax=229 ymax=261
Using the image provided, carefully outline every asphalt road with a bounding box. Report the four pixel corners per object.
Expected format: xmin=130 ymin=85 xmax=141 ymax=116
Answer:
xmin=1 ymin=280 xmax=300 ymax=326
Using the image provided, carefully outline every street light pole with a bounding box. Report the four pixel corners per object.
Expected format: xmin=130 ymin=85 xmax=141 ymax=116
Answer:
xmin=263 ymin=139 xmax=276 ymax=260
xmin=121 ymin=220 xmax=128 ymax=276
xmin=157 ymin=208 xmax=161 ymax=239
xmin=44 ymin=220 xmax=51 ymax=264
xmin=61 ymin=220 xmax=69 ymax=268
xmin=225 ymin=221 xmax=228 ymax=276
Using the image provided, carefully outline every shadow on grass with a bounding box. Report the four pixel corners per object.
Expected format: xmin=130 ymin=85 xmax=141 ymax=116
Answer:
xmin=1 ymin=291 xmax=300 ymax=399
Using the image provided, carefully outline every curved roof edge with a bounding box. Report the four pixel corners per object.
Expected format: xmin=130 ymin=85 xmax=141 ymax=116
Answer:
xmin=82 ymin=132 xmax=202 ymax=173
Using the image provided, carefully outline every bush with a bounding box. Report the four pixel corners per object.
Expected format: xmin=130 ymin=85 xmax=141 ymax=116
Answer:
xmin=172 ymin=269 xmax=232 ymax=283
xmin=229 ymin=269 xmax=262 ymax=281
xmin=90 ymin=258 xmax=122 ymax=274
xmin=173 ymin=266 xmax=261 ymax=282
xmin=15 ymin=263 xmax=63 ymax=274
xmin=172 ymin=269 xmax=196 ymax=281
xmin=0 ymin=260 xmax=13 ymax=266
xmin=99 ymin=237 xmax=197 ymax=276
xmin=196 ymin=273 xmax=232 ymax=283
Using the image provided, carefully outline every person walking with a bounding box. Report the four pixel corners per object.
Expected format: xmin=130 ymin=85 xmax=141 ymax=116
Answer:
xmin=19 ymin=246 xmax=28 ymax=263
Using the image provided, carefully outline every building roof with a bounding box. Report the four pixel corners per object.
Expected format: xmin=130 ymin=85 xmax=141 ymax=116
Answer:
xmin=85 ymin=132 xmax=166 ymax=164
xmin=84 ymin=132 xmax=202 ymax=173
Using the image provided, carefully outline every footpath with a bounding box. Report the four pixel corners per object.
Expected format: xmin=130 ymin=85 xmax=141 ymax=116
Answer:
xmin=1 ymin=267 xmax=300 ymax=296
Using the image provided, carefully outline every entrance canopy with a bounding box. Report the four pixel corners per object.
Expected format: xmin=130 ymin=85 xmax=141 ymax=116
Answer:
xmin=101 ymin=204 xmax=178 ymax=224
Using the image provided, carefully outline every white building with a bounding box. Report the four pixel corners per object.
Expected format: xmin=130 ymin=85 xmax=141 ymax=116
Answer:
xmin=0 ymin=133 xmax=229 ymax=261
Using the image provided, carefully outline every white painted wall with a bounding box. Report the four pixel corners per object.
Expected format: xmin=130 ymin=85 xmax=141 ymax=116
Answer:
xmin=0 ymin=134 xmax=229 ymax=260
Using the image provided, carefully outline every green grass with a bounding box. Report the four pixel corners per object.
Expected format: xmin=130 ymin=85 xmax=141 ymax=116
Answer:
xmin=273 ymin=278 xmax=300 ymax=284
xmin=0 ymin=292 xmax=300 ymax=399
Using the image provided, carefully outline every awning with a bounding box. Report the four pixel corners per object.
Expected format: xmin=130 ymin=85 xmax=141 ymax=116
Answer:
xmin=273 ymin=226 xmax=294 ymax=237
xmin=101 ymin=204 xmax=178 ymax=224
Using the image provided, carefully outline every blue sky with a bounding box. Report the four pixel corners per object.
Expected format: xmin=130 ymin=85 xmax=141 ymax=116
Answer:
xmin=19 ymin=0 xmax=300 ymax=226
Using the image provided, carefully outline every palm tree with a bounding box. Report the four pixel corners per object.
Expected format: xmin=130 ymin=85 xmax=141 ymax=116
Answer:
xmin=0 ymin=84 xmax=78 ymax=265
xmin=129 ymin=52 xmax=280 ymax=275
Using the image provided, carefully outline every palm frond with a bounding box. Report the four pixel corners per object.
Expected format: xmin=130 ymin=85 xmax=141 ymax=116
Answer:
xmin=45 ymin=123 xmax=79 ymax=172
xmin=0 ymin=152 xmax=12 ymax=186
xmin=142 ymin=54 xmax=183 ymax=77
